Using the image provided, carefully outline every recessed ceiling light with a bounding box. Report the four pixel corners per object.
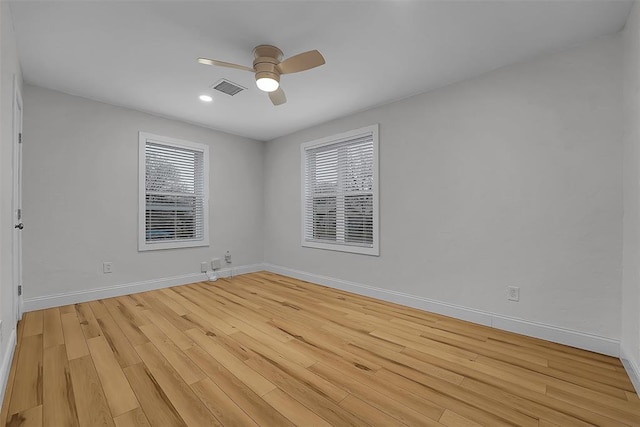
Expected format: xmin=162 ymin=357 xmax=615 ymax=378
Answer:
xmin=199 ymin=95 xmax=213 ymax=102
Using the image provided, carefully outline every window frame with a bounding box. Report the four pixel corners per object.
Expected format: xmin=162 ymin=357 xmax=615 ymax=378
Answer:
xmin=300 ymin=124 xmax=379 ymax=256
xmin=138 ymin=132 xmax=210 ymax=251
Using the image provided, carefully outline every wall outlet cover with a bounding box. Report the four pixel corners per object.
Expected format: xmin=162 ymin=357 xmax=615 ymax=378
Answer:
xmin=103 ymin=262 xmax=113 ymax=274
xmin=200 ymin=262 xmax=209 ymax=273
xmin=507 ymin=286 xmax=520 ymax=302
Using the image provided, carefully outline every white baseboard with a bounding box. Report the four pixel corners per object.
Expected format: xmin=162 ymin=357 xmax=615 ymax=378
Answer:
xmin=0 ymin=329 xmax=17 ymax=410
xmin=23 ymin=263 xmax=265 ymax=312
xmin=621 ymin=344 xmax=640 ymax=396
xmin=264 ymin=263 xmax=620 ymax=357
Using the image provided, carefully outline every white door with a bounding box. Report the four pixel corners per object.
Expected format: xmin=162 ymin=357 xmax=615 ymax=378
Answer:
xmin=12 ymin=79 xmax=23 ymax=322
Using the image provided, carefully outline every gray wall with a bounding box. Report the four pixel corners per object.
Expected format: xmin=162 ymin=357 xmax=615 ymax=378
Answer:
xmin=264 ymin=35 xmax=623 ymax=340
xmin=622 ymin=1 xmax=640 ymax=380
xmin=22 ymin=85 xmax=264 ymax=299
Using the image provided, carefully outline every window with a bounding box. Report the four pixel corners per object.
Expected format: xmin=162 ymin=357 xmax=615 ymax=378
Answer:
xmin=301 ymin=124 xmax=379 ymax=255
xmin=139 ymin=132 xmax=209 ymax=251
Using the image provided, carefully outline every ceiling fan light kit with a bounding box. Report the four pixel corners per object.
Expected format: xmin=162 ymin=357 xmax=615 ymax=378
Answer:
xmin=256 ymin=77 xmax=279 ymax=92
xmin=253 ymin=45 xmax=282 ymax=92
xmin=197 ymin=44 xmax=325 ymax=105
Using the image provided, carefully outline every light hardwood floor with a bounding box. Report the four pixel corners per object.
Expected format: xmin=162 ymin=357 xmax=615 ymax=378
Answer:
xmin=1 ymin=271 xmax=638 ymax=426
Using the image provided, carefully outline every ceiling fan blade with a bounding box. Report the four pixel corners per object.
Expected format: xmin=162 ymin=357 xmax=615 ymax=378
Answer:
xmin=277 ymin=50 xmax=325 ymax=74
xmin=269 ymin=87 xmax=287 ymax=106
xmin=197 ymin=57 xmax=254 ymax=72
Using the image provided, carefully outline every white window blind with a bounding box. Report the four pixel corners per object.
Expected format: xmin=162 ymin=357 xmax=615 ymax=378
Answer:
xmin=301 ymin=125 xmax=379 ymax=256
xmin=139 ymin=133 xmax=209 ymax=251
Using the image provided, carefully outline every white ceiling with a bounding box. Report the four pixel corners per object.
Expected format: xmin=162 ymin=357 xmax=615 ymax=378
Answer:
xmin=9 ymin=0 xmax=632 ymax=141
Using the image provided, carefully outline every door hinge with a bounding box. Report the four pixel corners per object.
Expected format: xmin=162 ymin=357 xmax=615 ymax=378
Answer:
xmin=17 ymin=285 xmax=22 ymax=296
xmin=17 ymin=209 xmax=21 ymax=220
xmin=18 ymin=133 xmax=22 ymax=144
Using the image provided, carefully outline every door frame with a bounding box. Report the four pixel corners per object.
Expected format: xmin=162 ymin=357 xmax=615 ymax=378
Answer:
xmin=12 ymin=75 xmax=23 ymax=323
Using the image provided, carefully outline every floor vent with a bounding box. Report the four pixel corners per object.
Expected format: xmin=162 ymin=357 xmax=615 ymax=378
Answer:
xmin=212 ymin=79 xmax=246 ymax=96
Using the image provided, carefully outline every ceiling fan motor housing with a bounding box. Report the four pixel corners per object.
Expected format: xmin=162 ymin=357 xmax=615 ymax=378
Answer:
xmin=253 ymin=45 xmax=284 ymax=84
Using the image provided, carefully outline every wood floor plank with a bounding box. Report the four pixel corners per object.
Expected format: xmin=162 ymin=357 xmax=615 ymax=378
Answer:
xmin=181 ymin=313 xmax=253 ymax=361
xmin=184 ymin=345 xmax=294 ymax=427
xmin=69 ymin=355 xmax=115 ymax=427
xmin=105 ymin=300 xmax=150 ymax=347
xmin=156 ymin=289 xmax=190 ymax=316
xmin=5 ymin=405 xmax=42 ymax=427
xmin=439 ymin=409 xmax=483 ymax=427
xmin=459 ymin=377 xmax=593 ymax=427
xmin=231 ymin=328 xmax=316 ymax=369
xmin=373 ymin=366 xmax=538 ymax=427
xmin=546 ymin=385 xmax=640 ymax=425
xmin=548 ymin=358 xmax=635 ymax=391
xmin=477 ymin=354 xmax=640 ymax=408
xmin=134 ymin=342 xmax=221 ymax=427
xmin=190 ymin=377 xmax=259 ymax=427
xmin=245 ymin=355 xmax=371 ymax=427
xmin=138 ymin=323 xmax=205 ymax=385
xmin=338 ymin=394 xmax=411 ymax=427
xmin=95 ymin=312 xmax=141 ymax=368
xmin=267 ymin=317 xmax=383 ymax=371
xmin=7 ymin=334 xmax=43 ymax=416
xmin=113 ymin=408 xmax=151 ymax=427
xmin=42 ymin=308 xmax=64 ymax=349
xmin=3 ymin=272 xmax=639 ymax=426
xmin=185 ymin=328 xmax=276 ymax=397
xmin=309 ymin=361 xmax=446 ymax=426
xmin=140 ymin=295 xmax=198 ymax=332
xmin=59 ymin=305 xmax=76 ymax=315
xmin=61 ymin=312 xmax=89 ymax=360
xmin=122 ymin=363 xmax=186 ymax=427
xmin=42 ymin=344 xmax=79 ymax=427
xmin=400 ymin=345 xmax=547 ymax=395
xmin=165 ymin=288 xmax=238 ymax=335
xmin=343 ymin=340 xmax=465 ymax=386
xmin=169 ymin=288 xmax=241 ymax=335
xmin=88 ymin=300 xmax=111 ymax=320
xmin=193 ymin=284 xmax=295 ymax=343
xmin=75 ymin=303 xmax=103 ymax=340
xmin=262 ymin=388 xmax=332 ymax=427
xmin=141 ymin=309 xmax=194 ymax=350
xmin=233 ymin=331 xmax=349 ymax=402
xmin=116 ymin=296 xmax=151 ymax=328
xmin=87 ymin=336 xmax=139 ymax=417
xmin=458 ymin=373 xmax=627 ymax=426
xmin=22 ymin=311 xmax=43 ymax=338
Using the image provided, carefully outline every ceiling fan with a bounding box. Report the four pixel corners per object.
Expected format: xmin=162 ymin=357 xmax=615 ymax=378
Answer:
xmin=198 ymin=45 xmax=325 ymax=106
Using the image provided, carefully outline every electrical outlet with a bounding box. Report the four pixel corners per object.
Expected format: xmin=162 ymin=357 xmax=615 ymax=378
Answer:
xmin=103 ymin=262 xmax=113 ymax=274
xmin=225 ymin=251 xmax=231 ymax=263
xmin=211 ymin=258 xmax=222 ymax=270
xmin=507 ymin=286 xmax=520 ymax=302
xmin=200 ymin=262 xmax=209 ymax=273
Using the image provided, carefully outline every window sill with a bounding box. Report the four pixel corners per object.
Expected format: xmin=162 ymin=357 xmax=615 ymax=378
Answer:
xmin=138 ymin=238 xmax=209 ymax=252
xmin=302 ymin=240 xmax=379 ymax=256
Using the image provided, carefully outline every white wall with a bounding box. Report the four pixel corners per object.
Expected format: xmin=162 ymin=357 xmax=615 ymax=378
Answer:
xmin=264 ymin=36 xmax=623 ymax=346
xmin=22 ymin=85 xmax=264 ymax=304
xmin=0 ymin=0 xmax=23 ymax=402
xmin=622 ymin=0 xmax=640 ymax=391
